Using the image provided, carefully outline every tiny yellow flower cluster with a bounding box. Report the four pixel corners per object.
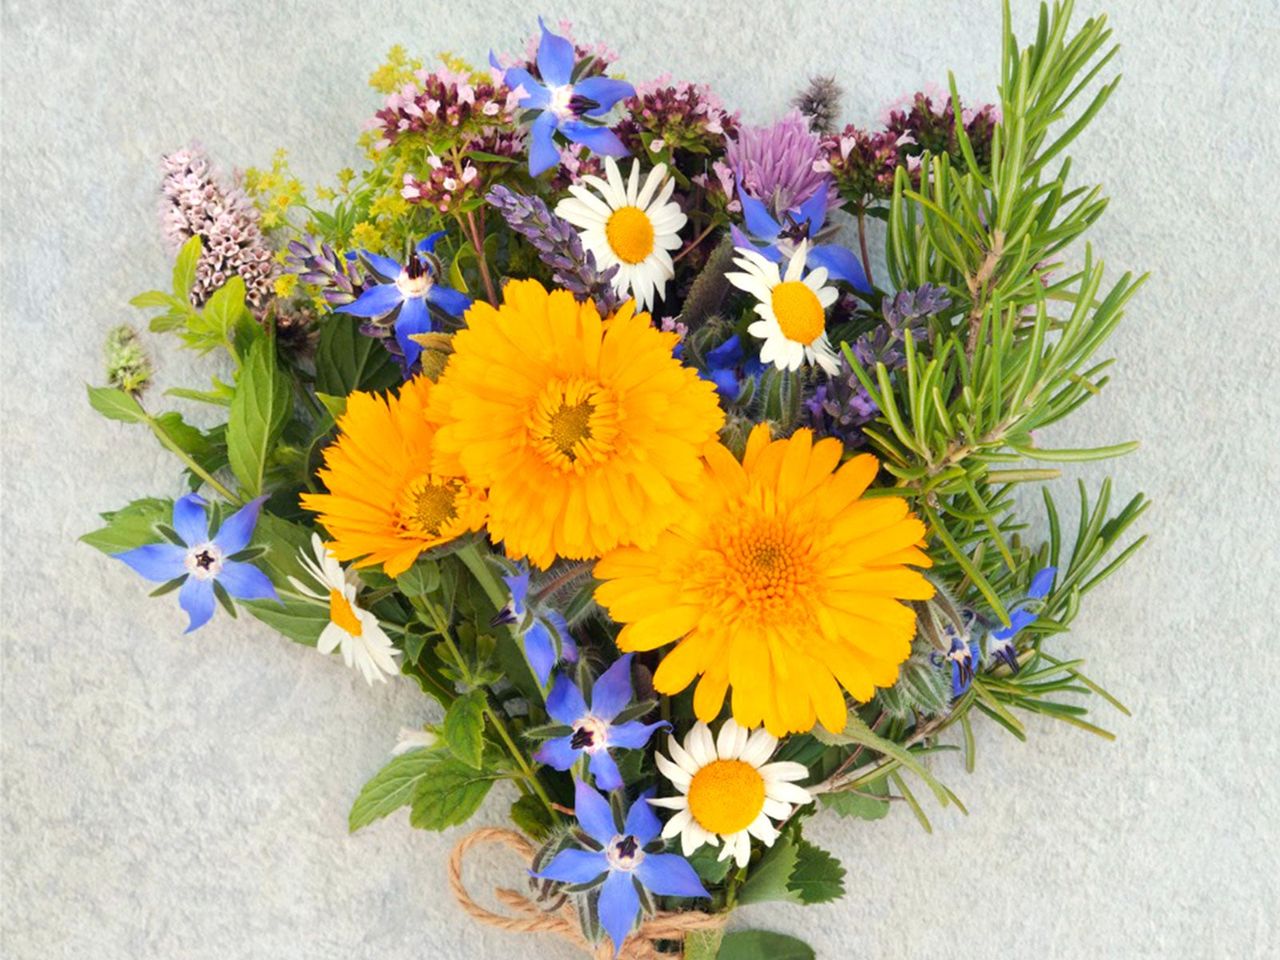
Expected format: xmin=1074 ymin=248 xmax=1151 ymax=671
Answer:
xmin=244 ymin=149 xmax=305 ymax=230
xmin=368 ymin=45 xmax=424 ymax=94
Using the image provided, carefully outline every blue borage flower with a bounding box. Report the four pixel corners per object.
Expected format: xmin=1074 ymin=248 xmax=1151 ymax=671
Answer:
xmin=114 ymin=494 xmax=278 ymax=633
xmin=731 ymin=180 xmax=870 ymax=292
xmin=535 ymin=655 xmax=668 ymax=790
xmin=701 ymin=333 xmax=765 ymax=400
xmin=988 ymin=566 xmax=1057 ymax=672
xmin=494 ymin=563 xmax=578 ymax=686
xmin=493 ymin=18 xmax=634 ymax=176
xmin=335 ymin=232 xmax=471 ymax=369
xmin=943 ymin=627 xmax=981 ymax=698
xmin=532 ymin=780 xmax=708 ymax=956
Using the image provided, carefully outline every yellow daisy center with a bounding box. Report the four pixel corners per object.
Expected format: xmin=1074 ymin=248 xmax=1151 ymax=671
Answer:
xmin=328 ymin=589 xmax=364 ymax=637
xmin=687 ymin=759 xmax=765 ymax=835
xmin=770 ymin=280 xmax=826 ymax=345
xmin=605 ymin=205 xmax=655 ymax=264
xmin=400 ymin=475 xmax=460 ymax=537
xmin=529 ymin=378 xmax=618 ymax=471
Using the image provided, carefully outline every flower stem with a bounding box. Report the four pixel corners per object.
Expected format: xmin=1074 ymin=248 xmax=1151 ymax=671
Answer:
xmin=464 ymin=209 xmax=499 ymax=305
xmin=145 ymin=412 xmax=241 ymax=503
xmin=426 ymin=600 xmax=558 ymax=822
xmin=457 ymin=541 xmax=548 ymax=704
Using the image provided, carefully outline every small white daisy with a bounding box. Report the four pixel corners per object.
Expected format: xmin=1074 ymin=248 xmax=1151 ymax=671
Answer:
xmin=288 ymin=534 xmax=399 ymax=685
xmin=648 ymin=718 xmax=813 ymax=868
xmin=555 ymin=156 xmax=687 ymax=312
xmin=726 ymin=239 xmax=841 ymax=375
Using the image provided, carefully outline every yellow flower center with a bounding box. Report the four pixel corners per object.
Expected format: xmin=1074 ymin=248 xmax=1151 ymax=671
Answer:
xmin=770 ymin=280 xmax=826 ymax=345
xmin=529 ymin=379 xmax=618 ymax=472
xmin=605 ymin=205 xmax=655 ymax=264
xmin=400 ymin=475 xmax=460 ymax=537
xmin=722 ymin=518 xmax=812 ymax=612
xmin=548 ymin=400 xmax=595 ymax=457
xmin=687 ymin=759 xmax=765 ymax=835
xmin=328 ymin=589 xmax=364 ymax=637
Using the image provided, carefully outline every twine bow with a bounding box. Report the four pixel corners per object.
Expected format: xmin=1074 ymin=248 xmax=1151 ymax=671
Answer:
xmin=449 ymin=827 xmax=727 ymax=960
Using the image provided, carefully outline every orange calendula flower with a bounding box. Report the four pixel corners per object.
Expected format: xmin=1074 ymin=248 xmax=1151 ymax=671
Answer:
xmin=300 ymin=375 xmax=486 ymax=577
xmin=594 ymin=424 xmax=934 ymax=736
xmin=427 ymin=279 xmax=724 ymax=568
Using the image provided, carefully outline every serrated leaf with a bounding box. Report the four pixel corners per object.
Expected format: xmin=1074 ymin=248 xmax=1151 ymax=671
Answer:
xmin=348 ymin=749 xmax=437 ymax=832
xmin=226 ymin=334 xmax=291 ymax=496
xmin=408 ymin=758 xmax=498 ymax=830
xmin=80 ymin=498 xmax=172 ymax=554
xmin=443 ymin=690 xmax=487 ymax=768
xmin=785 ymin=839 xmax=845 ymax=905
xmin=716 ymin=931 xmax=814 ymax=960
xmin=86 ymin=385 xmax=146 ymax=423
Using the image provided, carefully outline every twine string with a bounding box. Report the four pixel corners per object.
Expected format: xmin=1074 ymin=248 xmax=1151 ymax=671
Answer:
xmin=448 ymin=827 xmax=726 ymax=960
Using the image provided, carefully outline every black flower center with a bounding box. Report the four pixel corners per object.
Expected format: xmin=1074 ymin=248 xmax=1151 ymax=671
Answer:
xmin=194 ymin=549 xmax=218 ymax=571
xmin=571 ymin=726 xmax=596 ymax=750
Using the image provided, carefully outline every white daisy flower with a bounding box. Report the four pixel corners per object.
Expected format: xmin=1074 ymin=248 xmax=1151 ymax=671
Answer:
xmin=288 ymin=534 xmax=399 ymax=685
xmin=555 ymin=156 xmax=687 ymax=312
xmin=648 ymin=718 xmax=813 ymax=868
xmin=726 ymin=239 xmax=841 ymax=375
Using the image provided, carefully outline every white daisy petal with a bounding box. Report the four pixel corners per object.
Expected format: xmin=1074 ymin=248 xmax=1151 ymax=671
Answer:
xmin=745 ymin=812 xmax=779 ymax=845
xmin=668 ymin=737 xmax=700 ymax=776
xmin=762 ymin=797 xmax=792 ymax=819
xmin=741 ymin=729 xmax=777 ymax=766
xmin=649 ymin=795 xmax=689 ymax=811
xmin=759 ymin=760 xmax=810 ymax=783
xmin=656 ymin=752 xmax=692 ymax=788
xmin=765 ymin=781 xmax=814 ymax=806
xmin=687 ymin=723 xmax=716 ymax=767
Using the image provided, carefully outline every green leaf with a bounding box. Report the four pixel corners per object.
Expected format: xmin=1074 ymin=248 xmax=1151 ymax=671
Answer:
xmin=81 ymin=498 xmax=172 ymax=553
xmin=686 ymin=844 xmax=734 ymax=886
xmin=736 ymin=835 xmax=799 ymax=905
xmin=510 ymin=794 xmax=553 ymax=842
xmin=129 ymin=290 xmax=178 ymax=309
xmin=408 ymin=758 xmax=498 ymax=830
xmin=785 ymin=839 xmax=845 ymax=905
xmin=226 ymin=334 xmax=291 ymax=496
xmin=172 ymin=236 xmax=202 ymax=298
xmin=443 ymin=690 xmax=487 ymax=769
xmin=86 ymin=385 xmax=146 ymax=423
xmin=242 ymin=597 xmax=328 ymax=646
xmin=314 ymin=391 xmax=347 ymax=422
xmin=348 ymin=749 xmax=436 ymax=832
xmin=716 ymin=931 xmax=814 ymax=960
xmin=314 ymin=316 xmax=400 ymax=396
xmin=202 ymin=276 xmax=250 ymax=343
xmin=819 ymin=777 xmax=891 ymax=820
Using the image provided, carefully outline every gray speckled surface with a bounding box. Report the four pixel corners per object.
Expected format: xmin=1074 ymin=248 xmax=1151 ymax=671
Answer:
xmin=3 ymin=1 xmax=1278 ymax=958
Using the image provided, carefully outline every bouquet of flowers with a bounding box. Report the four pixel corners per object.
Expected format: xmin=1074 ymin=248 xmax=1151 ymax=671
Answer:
xmin=85 ymin=3 xmax=1148 ymax=957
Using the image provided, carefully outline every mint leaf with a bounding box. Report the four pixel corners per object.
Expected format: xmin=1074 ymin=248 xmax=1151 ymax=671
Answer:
xmin=349 ymin=749 xmax=436 ymax=832
xmin=443 ymin=690 xmax=487 ymax=769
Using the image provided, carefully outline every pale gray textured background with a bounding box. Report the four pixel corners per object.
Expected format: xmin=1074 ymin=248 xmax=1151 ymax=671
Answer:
xmin=3 ymin=1 xmax=1279 ymax=958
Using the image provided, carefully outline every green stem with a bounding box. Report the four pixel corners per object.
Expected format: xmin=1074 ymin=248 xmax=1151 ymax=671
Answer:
xmin=146 ymin=414 xmax=241 ymax=503
xmin=425 ymin=600 xmax=558 ymax=822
